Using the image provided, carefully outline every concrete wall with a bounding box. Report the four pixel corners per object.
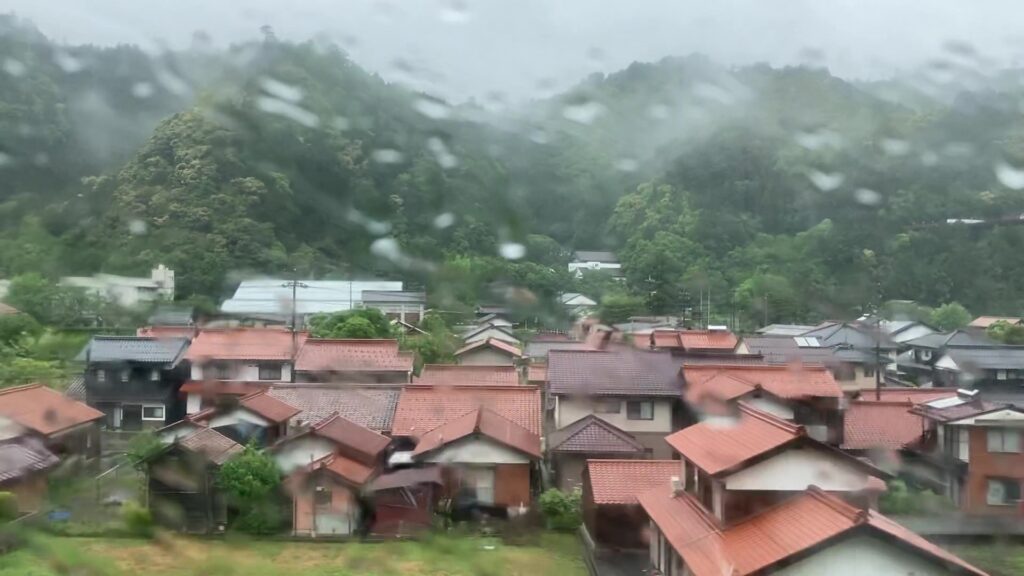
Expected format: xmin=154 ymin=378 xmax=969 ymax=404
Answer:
xmin=556 ymin=397 xmax=674 ymax=434
xmin=777 ymin=535 xmax=955 ymax=575
xmin=458 ymin=348 xmax=515 ymax=366
xmin=724 ymin=449 xmax=873 ymax=492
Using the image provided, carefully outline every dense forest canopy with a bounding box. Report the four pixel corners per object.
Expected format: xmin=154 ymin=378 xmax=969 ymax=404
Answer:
xmin=2 ymin=15 xmax=1024 ymax=330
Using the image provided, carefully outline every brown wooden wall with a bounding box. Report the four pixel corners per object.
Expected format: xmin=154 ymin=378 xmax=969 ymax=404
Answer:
xmin=494 ymin=463 xmax=531 ymax=506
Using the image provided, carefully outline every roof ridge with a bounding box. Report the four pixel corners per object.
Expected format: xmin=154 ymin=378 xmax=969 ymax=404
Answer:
xmin=804 ymin=485 xmax=866 ymax=523
xmin=305 ymin=338 xmax=400 ymax=344
xmin=0 ymin=383 xmax=44 ymax=395
xmin=738 ymin=403 xmax=804 ymax=435
xmin=850 ymin=399 xmax=915 ymax=407
xmin=588 ymin=458 xmax=678 ymax=464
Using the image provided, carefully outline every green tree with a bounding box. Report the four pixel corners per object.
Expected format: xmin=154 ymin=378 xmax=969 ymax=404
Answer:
xmin=218 ymin=444 xmax=282 ymax=535
xmin=734 ymin=273 xmax=801 ymax=328
xmin=988 ymin=321 xmax=1024 ymax=345
xmin=0 ymin=314 xmax=42 ymax=346
xmin=598 ymin=293 xmax=645 ymax=325
xmin=930 ymin=302 xmax=972 ymax=331
xmin=308 ymin=308 xmax=395 ymax=339
xmin=538 ymin=488 xmax=582 ymax=531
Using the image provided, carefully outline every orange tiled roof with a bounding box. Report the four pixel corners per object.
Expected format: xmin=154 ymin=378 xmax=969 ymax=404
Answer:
xmin=185 ymin=327 xmax=305 ymax=361
xmin=969 ymin=315 xmax=1022 ymax=328
xmin=416 ymin=364 xmax=520 ymax=387
xmin=238 ymin=391 xmax=301 ymax=424
xmin=526 ymin=363 xmax=547 ymax=383
xmin=722 ymin=488 xmax=987 ymax=575
xmin=853 ymin=388 xmax=956 ymax=404
xmin=411 ymin=407 xmax=540 ymax=459
xmin=587 ymin=460 xmax=680 ymax=504
xmin=0 ymin=384 xmax=103 ymax=436
xmin=683 ymin=363 xmax=842 ymax=404
xmin=295 ymin=339 xmax=413 ymax=372
xmin=454 ymin=337 xmax=523 ymax=358
xmin=311 ymin=452 xmax=377 ymax=486
xmin=311 ymin=413 xmax=391 ymax=464
xmin=665 ymin=404 xmax=802 ymax=476
xmin=842 ymin=400 xmax=925 ymax=450
xmin=651 ymin=329 xmax=738 ymax=351
xmin=637 ymin=486 xmax=730 ymax=576
xmin=391 ymin=384 xmax=541 ymax=437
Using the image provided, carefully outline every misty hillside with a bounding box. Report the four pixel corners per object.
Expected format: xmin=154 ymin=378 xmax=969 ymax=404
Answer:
xmin=2 ymin=15 xmax=1024 ymax=324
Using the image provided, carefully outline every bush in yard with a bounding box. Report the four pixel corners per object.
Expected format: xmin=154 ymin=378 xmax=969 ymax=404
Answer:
xmin=218 ymin=443 xmax=282 ymax=534
xmin=538 ymin=488 xmax=581 ymax=531
xmin=126 ymin=430 xmax=164 ymax=471
xmin=121 ymin=501 xmax=155 ymax=538
xmin=0 ymin=492 xmax=18 ymax=521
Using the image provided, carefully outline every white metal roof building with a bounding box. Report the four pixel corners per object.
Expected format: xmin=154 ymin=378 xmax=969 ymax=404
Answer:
xmin=220 ymin=279 xmax=405 ymax=318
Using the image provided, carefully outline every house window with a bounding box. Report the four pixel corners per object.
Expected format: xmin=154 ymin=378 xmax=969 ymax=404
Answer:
xmin=594 ymin=399 xmax=621 ymax=414
xmin=986 ymin=428 xmax=1021 ymax=453
xmin=120 ymin=369 xmax=130 ymax=383
xmin=986 ymin=478 xmax=1022 ymax=506
xmin=627 ymin=401 xmax=655 ymax=420
xmin=921 ymin=349 xmax=933 ymax=361
xmin=958 ymin=428 xmax=970 ymax=462
xmin=150 ymin=369 xmax=160 ymax=381
xmin=997 ymin=370 xmax=1008 ymax=381
xmin=141 ymin=405 xmax=165 ymax=421
xmin=461 ymin=467 xmax=495 ymax=505
xmin=315 ymin=486 xmax=332 ymax=507
xmin=96 ymin=369 xmax=106 ymax=383
xmin=212 ymin=363 xmax=232 ymax=380
xmin=258 ymin=363 xmax=282 ymax=381
xmin=863 ymin=366 xmax=875 ymax=378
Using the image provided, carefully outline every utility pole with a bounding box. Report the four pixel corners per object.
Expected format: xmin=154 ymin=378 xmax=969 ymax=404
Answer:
xmin=282 ymin=275 xmax=308 ymax=383
xmin=764 ymin=294 xmax=768 ymax=327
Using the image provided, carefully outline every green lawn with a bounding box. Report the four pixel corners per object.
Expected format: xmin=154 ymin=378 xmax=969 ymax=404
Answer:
xmin=947 ymin=542 xmax=1024 ymax=576
xmin=0 ymin=532 xmax=586 ymax=576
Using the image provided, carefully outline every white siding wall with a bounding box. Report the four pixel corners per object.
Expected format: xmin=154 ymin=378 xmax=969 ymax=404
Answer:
xmin=724 ymin=449 xmax=873 ymax=492
xmin=191 ymin=361 xmax=292 ymax=381
xmin=458 ymin=348 xmax=515 ymax=366
xmin=274 ymin=436 xmax=335 ymax=474
xmin=421 ymin=437 xmax=530 ymax=464
xmin=745 ymin=396 xmax=794 ymax=420
xmin=557 ymin=397 xmax=673 ymax=433
xmin=777 ymin=535 xmax=953 ymax=576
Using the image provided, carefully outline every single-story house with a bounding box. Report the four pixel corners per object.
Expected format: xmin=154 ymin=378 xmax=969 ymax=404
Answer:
xmin=454 ymin=338 xmax=524 ymax=366
xmin=581 ymin=459 xmax=678 ymax=548
xmin=0 ymin=384 xmax=104 ymax=462
xmin=0 ymin=435 xmax=60 ymax=514
xmin=158 ymin=391 xmax=300 ymax=447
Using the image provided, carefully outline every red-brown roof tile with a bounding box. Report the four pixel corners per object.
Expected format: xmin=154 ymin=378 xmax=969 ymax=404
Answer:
xmin=238 ymin=391 xmax=301 ymax=424
xmin=179 ymin=380 xmax=270 ymax=396
xmin=454 ymin=338 xmax=523 ymax=358
xmin=683 ymin=364 xmax=841 ymax=405
xmin=587 ymin=460 xmax=680 ymax=504
xmin=0 ymin=384 xmax=103 ymax=436
xmin=548 ymin=416 xmax=645 ymax=454
xmin=665 ymin=404 xmax=803 ymax=476
xmin=722 ymin=488 xmax=987 ymax=575
xmin=651 ymin=330 xmax=738 ymax=351
xmin=267 ymin=385 xmax=399 ymax=432
xmin=310 ymin=452 xmax=376 ymax=486
xmin=411 ymin=408 xmax=540 ymax=459
xmin=526 ymin=363 xmax=547 ymax=383
xmin=416 ymin=364 xmax=520 ymax=387
xmin=842 ymin=400 xmax=925 ymax=450
xmin=391 ymin=384 xmax=541 ymax=437
xmin=311 ymin=413 xmax=391 ymax=465
xmin=854 ymin=388 xmax=958 ymax=404
xmin=295 ymin=339 xmax=413 ymax=373
xmin=185 ymin=327 xmax=305 ymax=361
xmin=637 ymin=486 xmax=730 ymax=576
xmin=178 ymin=428 xmax=243 ymax=465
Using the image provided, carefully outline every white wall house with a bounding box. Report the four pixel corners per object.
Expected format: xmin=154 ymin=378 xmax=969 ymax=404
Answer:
xmin=61 ymin=265 xmax=175 ymax=308
xmin=567 ymin=251 xmax=622 ymax=278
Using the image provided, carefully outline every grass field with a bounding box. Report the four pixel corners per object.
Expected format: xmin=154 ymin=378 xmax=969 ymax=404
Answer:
xmin=947 ymin=542 xmax=1024 ymax=576
xmin=0 ymin=531 xmax=587 ymax=576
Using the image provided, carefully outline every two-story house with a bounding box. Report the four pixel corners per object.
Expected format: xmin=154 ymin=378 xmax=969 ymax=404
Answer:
xmin=77 ymin=336 xmax=191 ymax=430
xmin=799 ymin=321 xmax=898 ymax=392
xmin=182 ymin=327 xmax=303 ymax=414
xmin=546 ymin=347 xmax=684 ymax=490
xmin=932 ymin=345 xmax=1024 ymax=403
xmin=911 ymin=393 xmax=1024 ymax=515
xmin=897 ymin=329 xmax=994 ymax=384
xmin=681 ymin=362 xmax=844 ymax=444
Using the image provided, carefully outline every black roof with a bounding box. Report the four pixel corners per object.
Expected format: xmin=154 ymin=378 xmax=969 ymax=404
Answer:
xmin=76 ymin=336 xmax=189 ymax=365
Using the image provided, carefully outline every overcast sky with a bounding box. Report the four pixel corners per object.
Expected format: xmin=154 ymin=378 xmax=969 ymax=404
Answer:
xmin=4 ymin=0 xmax=1024 ymax=102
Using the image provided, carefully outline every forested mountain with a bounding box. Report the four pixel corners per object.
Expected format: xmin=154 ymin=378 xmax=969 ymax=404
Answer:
xmin=2 ymin=15 xmax=1024 ymax=327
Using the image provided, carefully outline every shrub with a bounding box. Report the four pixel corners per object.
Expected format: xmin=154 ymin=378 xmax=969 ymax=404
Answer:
xmin=879 ymin=479 xmax=953 ymax=516
xmin=126 ymin=431 xmax=164 ymax=470
xmin=538 ymin=488 xmax=581 ymax=531
xmin=0 ymin=492 xmax=18 ymax=521
xmin=121 ymin=501 xmax=155 ymax=538
xmin=218 ymin=443 xmax=282 ymax=535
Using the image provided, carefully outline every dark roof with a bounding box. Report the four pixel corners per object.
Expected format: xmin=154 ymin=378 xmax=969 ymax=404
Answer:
xmin=909 ymin=397 xmax=1001 ymax=423
xmin=741 ymin=336 xmax=838 ymax=365
xmin=0 ymin=437 xmax=59 ymax=483
xmin=548 ymin=415 xmax=645 ymax=453
xmin=801 ymin=322 xmax=897 ymax=350
xmin=525 ymin=341 xmax=595 ymax=358
xmin=905 ymin=330 xmax=994 ymax=349
xmin=547 ymin=348 xmax=683 ymax=397
xmin=574 ymin=250 xmax=618 ymax=263
xmin=76 ymin=336 xmax=190 ymax=364
xmin=360 ymin=290 xmax=426 ymax=304
xmin=266 ymin=385 xmax=400 ymax=432
xmin=943 ymin=346 xmax=1024 ymax=370
xmin=147 ymin=307 xmax=194 ymax=326
xmin=311 ymin=413 xmax=392 ymax=464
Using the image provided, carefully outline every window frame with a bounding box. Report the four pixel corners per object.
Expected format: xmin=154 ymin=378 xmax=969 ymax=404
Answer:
xmin=997 ymin=369 xmax=1008 ymax=381
xmin=141 ymin=404 xmax=165 ymax=421
xmin=986 ymin=477 xmax=1022 ymax=506
xmin=986 ymin=428 xmax=1021 ymax=454
xmin=96 ymin=369 xmax=106 ymax=383
xmin=258 ymin=363 xmax=283 ymax=381
xmin=120 ymin=369 xmax=131 ymax=383
xmin=626 ymin=400 xmax=655 ymax=421
xmin=593 ymin=398 xmax=621 ymax=414
xmin=212 ymin=363 xmax=232 ymax=380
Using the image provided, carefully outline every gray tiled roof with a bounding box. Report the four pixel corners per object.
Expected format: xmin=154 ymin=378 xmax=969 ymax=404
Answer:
xmin=525 ymin=341 xmax=594 ymax=358
xmin=742 ymin=336 xmax=838 ymax=364
xmin=360 ymin=290 xmax=426 ymax=304
xmin=945 ymin=346 xmax=1024 ymax=370
xmin=801 ymin=322 xmax=897 ymax=350
xmin=267 ymin=385 xmax=400 ymax=432
xmin=0 ymin=437 xmax=59 ymax=483
xmin=76 ymin=336 xmax=190 ymax=364
xmin=548 ymin=415 xmax=645 ymax=453
xmin=906 ymin=330 xmax=994 ymax=349
xmin=573 ymin=250 xmax=618 ymax=263
xmin=547 ymin=347 xmax=683 ymax=397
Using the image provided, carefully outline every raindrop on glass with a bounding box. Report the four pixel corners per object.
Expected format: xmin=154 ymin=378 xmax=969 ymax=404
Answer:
xmin=854 ymin=188 xmax=882 ymax=206
xmin=880 ymin=138 xmax=910 ymax=156
xmin=439 ymin=0 xmax=470 ymax=23
xmin=995 ymin=161 xmax=1024 ymax=190
xmin=53 ymin=51 xmax=84 ymax=73
xmin=131 ymin=82 xmax=155 ymax=99
xmin=647 ymin=104 xmax=669 ymax=120
xmin=529 ymin=129 xmax=549 ymax=144
xmin=129 ymin=219 xmax=148 ymax=235
xmin=562 ymin=101 xmax=605 ymax=125
xmin=2 ymin=58 xmax=26 ymax=77
xmin=256 ymin=96 xmax=320 ymax=128
xmin=433 ymin=213 xmax=455 ymax=229
xmin=259 ymin=77 xmax=304 ymax=103
xmin=372 ymin=149 xmax=405 ymax=164
xmin=499 ymin=242 xmax=526 ymax=260
xmin=807 ymin=170 xmax=844 ymax=192
xmin=0 ymin=152 xmax=10 ymax=167
xmin=332 ymin=116 xmax=351 ymax=131
xmin=615 ymin=158 xmax=639 ymax=172
xmin=427 ymin=137 xmax=458 ymax=169
xmin=370 ymin=237 xmax=402 ymax=259
xmin=413 ymin=97 xmax=451 ymax=120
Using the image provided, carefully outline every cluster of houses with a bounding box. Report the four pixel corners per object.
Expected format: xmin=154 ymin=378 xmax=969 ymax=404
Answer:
xmin=4 ymin=291 xmax=1022 ymax=573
